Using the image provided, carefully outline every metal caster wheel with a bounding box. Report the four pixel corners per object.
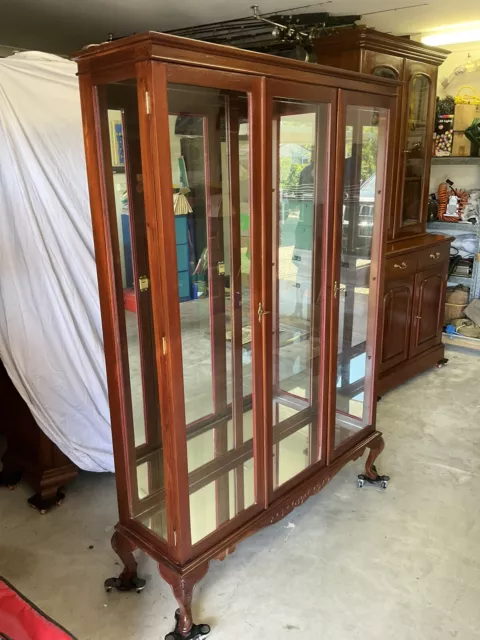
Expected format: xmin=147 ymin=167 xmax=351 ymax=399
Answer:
xmin=380 ymin=480 xmax=388 ymax=490
xmin=436 ymin=358 xmax=448 ymax=369
xmin=166 ymin=610 xmax=211 ymax=640
xmin=104 ymin=576 xmax=146 ymax=593
xmin=357 ymin=478 xmax=365 ymax=488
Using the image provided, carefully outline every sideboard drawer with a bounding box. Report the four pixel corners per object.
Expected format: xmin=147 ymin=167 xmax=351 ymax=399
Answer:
xmin=417 ymin=243 xmax=450 ymax=271
xmin=386 ymin=254 xmax=417 ymax=280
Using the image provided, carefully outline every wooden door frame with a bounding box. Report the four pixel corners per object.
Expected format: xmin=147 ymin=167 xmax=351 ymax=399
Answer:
xmin=380 ymin=275 xmax=415 ymax=373
xmin=328 ymin=89 xmax=396 ymax=464
xmin=145 ymin=62 xmax=265 ymax=563
xmin=262 ymin=79 xmax=338 ymax=504
xmin=409 ymin=264 xmax=448 ymax=358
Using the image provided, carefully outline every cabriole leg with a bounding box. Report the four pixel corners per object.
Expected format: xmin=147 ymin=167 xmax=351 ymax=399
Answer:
xmin=104 ymin=529 xmax=146 ymax=593
xmin=357 ymin=435 xmax=390 ymax=490
xmin=159 ymin=562 xmax=211 ymax=640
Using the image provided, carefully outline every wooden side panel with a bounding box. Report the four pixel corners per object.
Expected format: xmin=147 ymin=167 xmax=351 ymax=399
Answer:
xmin=410 ymin=264 xmax=447 ymax=358
xmin=380 ymin=275 xmax=414 ymax=373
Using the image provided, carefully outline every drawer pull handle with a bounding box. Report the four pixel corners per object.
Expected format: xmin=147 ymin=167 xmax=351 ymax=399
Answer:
xmin=430 ymin=252 xmax=441 ymax=259
xmin=394 ymin=262 xmax=407 ymax=270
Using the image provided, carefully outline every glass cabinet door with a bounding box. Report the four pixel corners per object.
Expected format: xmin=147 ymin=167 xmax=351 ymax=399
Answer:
xmin=400 ymin=67 xmax=432 ymax=230
xmin=268 ymin=86 xmax=334 ymax=493
xmin=96 ymin=79 xmax=167 ymax=533
xmin=333 ymin=97 xmax=390 ymax=454
xmin=149 ymin=73 xmax=263 ymax=548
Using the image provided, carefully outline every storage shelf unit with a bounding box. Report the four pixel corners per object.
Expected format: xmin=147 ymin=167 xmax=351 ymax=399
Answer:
xmin=427 ymin=220 xmax=480 ymax=301
xmin=431 ymin=156 xmax=480 ymax=165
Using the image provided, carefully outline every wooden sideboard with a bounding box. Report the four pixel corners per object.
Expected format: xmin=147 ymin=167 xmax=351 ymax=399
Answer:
xmin=379 ymin=235 xmax=450 ymax=393
xmin=315 ymin=28 xmax=451 ymax=393
xmin=0 ymin=359 xmax=78 ymax=512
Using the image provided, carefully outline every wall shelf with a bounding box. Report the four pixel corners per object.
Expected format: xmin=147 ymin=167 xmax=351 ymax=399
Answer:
xmin=427 ymin=220 xmax=480 ymax=301
xmin=431 ymin=156 xmax=480 ymax=165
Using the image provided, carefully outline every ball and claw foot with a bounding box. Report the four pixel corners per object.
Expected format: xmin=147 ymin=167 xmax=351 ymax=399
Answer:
xmin=357 ymin=465 xmax=390 ymax=490
xmin=27 ymin=490 xmax=65 ymax=514
xmin=104 ymin=575 xmax=146 ymax=594
xmin=164 ymin=609 xmax=211 ymax=640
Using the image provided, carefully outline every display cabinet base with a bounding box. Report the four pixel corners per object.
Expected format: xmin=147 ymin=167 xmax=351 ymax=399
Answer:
xmin=378 ymin=343 xmax=446 ymax=395
xmin=107 ymin=431 xmax=388 ymax=638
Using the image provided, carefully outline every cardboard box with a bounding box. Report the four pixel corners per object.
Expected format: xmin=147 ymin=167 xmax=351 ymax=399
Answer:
xmin=454 ymin=103 xmax=480 ymax=131
xmin=452 ymin=132 xmax=472 ymax=156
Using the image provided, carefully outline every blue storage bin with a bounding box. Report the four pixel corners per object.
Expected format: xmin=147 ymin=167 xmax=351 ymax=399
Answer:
xmin=178 ymin=271 xmax=190 ymax=300
xmin=175 ymin=215 xmax=188 ymax=244
xmin=176 ymin=243 xmax=189 ymax=273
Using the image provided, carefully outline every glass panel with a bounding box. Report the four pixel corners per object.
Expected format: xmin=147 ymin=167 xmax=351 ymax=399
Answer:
xmin=167 ymin=84 xmax=255 ymax=544
xmin=273 ymin=423 xmax=311 ymax=489
xmin=372 ymin=66 xmax=399 ymax=80
xmin=271 ymin=98 xmax=329 ymax=487
xmin=402 ymin=74 xmax=430 ymax=226
xmin=335 ymin=104 xmax=388 ymax=448
xmin=97 ymin=81 xmax=165 ymax=529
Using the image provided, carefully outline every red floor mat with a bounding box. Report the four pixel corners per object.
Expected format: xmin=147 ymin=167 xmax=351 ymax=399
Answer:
xmin=0 ymin=578 xmax=76 ymax=640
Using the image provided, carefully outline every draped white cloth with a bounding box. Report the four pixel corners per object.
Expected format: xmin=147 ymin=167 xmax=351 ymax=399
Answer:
xmin=0 ymin=51 xmax=113 ymax=472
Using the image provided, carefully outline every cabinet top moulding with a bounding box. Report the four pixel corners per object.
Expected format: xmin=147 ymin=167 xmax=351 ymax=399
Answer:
xmin=73 ymin=30 xmax=400 ymax=96
xmin=314 ymin=27 xmax=450 ymax=66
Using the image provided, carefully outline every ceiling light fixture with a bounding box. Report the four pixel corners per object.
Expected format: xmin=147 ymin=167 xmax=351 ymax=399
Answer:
xmin=422 ymin=23 xmax=480 ymax=46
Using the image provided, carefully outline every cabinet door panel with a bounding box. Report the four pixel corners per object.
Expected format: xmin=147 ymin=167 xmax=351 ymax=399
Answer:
xmin=380 ymin=275 xmax=414 ymax=373
xmin=331 ymin=93 xmax=391 ymax=457
xmin=410 ymin=265 xmax=447 ymax=357
xmin=396 ymin=61 xmax=437 ymax=236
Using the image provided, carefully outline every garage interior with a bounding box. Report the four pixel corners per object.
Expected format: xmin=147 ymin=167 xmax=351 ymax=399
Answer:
xmin=1 ymin=2 xmax=480 ymax=639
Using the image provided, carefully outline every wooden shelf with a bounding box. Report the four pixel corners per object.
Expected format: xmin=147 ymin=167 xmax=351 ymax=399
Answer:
xmin=431 ymin=156 xmax=480 ymax=165
xmin=443 ymin=331 xmax=480 ymax=352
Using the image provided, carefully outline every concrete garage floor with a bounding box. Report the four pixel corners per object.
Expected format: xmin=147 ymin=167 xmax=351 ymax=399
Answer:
xmin=1 ymin=347 xmax=480 ymax=640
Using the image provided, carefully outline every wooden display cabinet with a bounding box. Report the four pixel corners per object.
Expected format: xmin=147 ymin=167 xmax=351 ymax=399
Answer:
xmin=75 ymin=32 xmax=397 ymax=639
xmin=315 ymin=29 xmax=451 ymax=393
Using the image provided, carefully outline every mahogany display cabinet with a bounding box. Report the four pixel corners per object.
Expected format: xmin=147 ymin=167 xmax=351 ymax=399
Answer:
xmin=315 ymin=28 xmax=451 ymax=394
xmin=75 ymin=32 xmax=397 ymax=639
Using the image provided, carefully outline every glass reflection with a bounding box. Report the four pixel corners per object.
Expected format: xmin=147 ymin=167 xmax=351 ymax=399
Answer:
xmin=98 ymin=81 xmax=165 ymax=531
xmin=271 ymin=98 xmax=329 ymax=488
xmin=167 ymin=85 xmax=255 ymax=544
xmin=402 ymin=74 xmax=430 ymax=226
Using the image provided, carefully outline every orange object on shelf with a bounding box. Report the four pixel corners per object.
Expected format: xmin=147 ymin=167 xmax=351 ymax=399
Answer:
xmin=437 ymin=181 xmax=469 ymax=222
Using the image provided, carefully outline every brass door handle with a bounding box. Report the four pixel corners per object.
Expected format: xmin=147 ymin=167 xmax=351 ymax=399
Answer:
xmin=394 ymin=262 xmax=407 ymax=270
xmin=258 ymin=302 xmax=271 ymax=323
xmin=430 ymin=252 xmax=441 ymax=259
